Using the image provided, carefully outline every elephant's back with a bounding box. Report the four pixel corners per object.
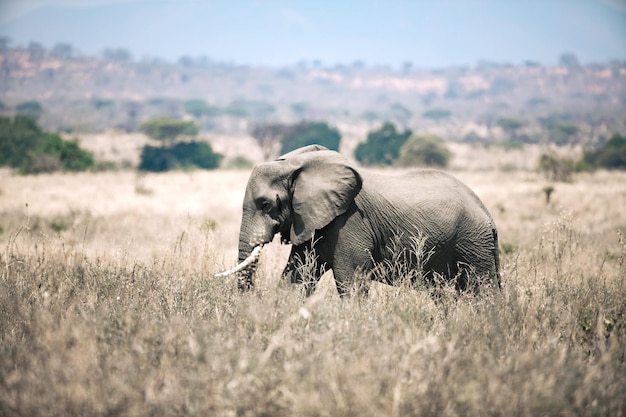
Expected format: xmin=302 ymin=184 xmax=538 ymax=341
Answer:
xmin=362 ymin=169 xmax=473 ymax=205
xmin=361 ymin=169 xmax=494 ymax=230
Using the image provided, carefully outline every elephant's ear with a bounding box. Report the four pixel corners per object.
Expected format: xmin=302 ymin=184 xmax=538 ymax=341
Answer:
xmin=289 ymin=153 xmax=362 ymax=246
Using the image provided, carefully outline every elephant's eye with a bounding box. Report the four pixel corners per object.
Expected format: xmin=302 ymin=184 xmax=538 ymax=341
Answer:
xmin=260 ymin=199 xmax=272 ymax=213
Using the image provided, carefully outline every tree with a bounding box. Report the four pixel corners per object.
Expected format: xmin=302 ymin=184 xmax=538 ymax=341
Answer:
xmin=354 ymin=122 xmax=412 ymax=166
xmin=538 ymin=152 xmax=575 ymax=181
xmin=361 ymin=111 xmax=381 ymax=123
xmin=184 ymin=99 xmax=221 ymax=118
xmin=226 ymin=100 xmax=275 ymax=119
xmin=548 ymin=123 xmax=579 ymax=145
xmin=184 ymin=99 xmax=207 ymax=118
xmin=559 ymin=53 xmax=580 ymax=69
xmin=139 ymin=117 xmax=198 ymax=142
xmin=15 ymin=101 xmax=43 ymax=121
xmin=250 ymin=122 xmax=292 ymax=161
xmin=137 ymin=117 xmax=221 ymax=172
xmin=49 ymin=43 xmax=74 ymax=60
xmin=23 ymin=135 xmax=94 ymax=173
xmin=0 ymin=116 xmax=44 ymax=167
xmin=398 ymin=134 xmax=452 ymax=167
xmin=496 ymin=117 xmax=523 ymax=140
xmin=102 ymin=48 xmax=132 ymax=62
xmin=490 ymin=76 xmax=516 ymax=94
xmin=91 ymin=98 xmax=115 ymax=110
xmin=280 ymin=121 xmax=341 ymax=155
xmin=27 ymin=42 xmax=46 ymax=61
xmin=422 ymin=109 xmax=451 ymax=121
xmin=582 ymin=134 xmax=626 ymax=170
xmin=139 ymin=141 xmax=222 ymax=172
xmin=0 ymin=115 xmax=94 ymax=174
xmin=249 ymin=121 xmax=340 ymax=161
xmin=0 ymin=37 xmax=9 ymax=53
xmin=178 ymin=55 xmax=196 ymax=68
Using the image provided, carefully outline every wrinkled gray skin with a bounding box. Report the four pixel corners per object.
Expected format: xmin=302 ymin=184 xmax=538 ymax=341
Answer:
xmin=235 ymin=145 xmax=500 ymax=296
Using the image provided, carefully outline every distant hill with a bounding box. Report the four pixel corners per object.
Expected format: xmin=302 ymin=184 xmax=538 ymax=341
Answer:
xmin=1 ymin=44 xmax=625 ymax=147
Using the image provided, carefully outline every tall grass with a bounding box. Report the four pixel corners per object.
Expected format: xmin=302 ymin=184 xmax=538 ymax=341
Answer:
xmin=1 ymin=169 xmax=625 ymax=416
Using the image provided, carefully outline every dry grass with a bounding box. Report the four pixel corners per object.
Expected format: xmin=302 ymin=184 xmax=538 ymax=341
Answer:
xmin=1 ymin=160 xmax=625 ymax=416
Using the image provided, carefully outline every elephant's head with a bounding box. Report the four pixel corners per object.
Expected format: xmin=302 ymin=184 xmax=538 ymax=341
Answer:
xmin=216 ymin=145 xmax=362 ymax=290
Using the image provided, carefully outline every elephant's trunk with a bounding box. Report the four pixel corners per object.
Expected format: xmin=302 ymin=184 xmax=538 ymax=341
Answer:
xmin=220 ymin=213 xmax=276 ymax=290
xmin=236 ymin=240 xmax=260 ymax=291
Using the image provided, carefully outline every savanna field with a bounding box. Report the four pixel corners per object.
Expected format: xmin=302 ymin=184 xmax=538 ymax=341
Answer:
xmin=1 ymin=144 xmax=625 ymax=416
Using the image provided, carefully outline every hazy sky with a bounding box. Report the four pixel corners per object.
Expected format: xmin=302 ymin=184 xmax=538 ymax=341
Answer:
xmin=1 ymin=0 xmax=625 ymax=68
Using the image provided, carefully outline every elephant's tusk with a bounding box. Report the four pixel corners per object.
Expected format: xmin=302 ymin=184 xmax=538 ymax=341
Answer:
xmin=214 ymin=245 xmax=262 ymax=277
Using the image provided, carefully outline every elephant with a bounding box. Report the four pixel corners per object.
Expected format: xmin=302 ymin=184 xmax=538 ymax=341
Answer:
xmin=216 ymin=145 xmax=501 ymax=296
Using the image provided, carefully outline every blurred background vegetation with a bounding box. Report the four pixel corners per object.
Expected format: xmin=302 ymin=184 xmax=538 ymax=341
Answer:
xmin=0 ymin=41 xmax=625 ymax=174
xmin=0 ymin=115 xmax=94 ymax=174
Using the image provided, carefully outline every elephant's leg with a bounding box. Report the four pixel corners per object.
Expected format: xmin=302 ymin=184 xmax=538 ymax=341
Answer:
xmin=282 ymin=240 xmax=327 ymax=297
xmin=330 ymin=235 xmax=375 ymax=297
xmin=491 ymin=228 xmax=502 ymax=288
xmin=454 ymin=225 xmax=500 ymax=291
xmin=331 ymin=256 xmax=374 ymax=297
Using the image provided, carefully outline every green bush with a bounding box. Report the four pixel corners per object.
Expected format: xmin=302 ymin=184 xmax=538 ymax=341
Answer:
xmin=42 ymin=135 xmax=94 ymax=171
xmin=548 ymin=123 xmax=580 ymax=145
xmin=496 ymin=117 xmax=523 ymax=133
xmin=139 ymin=141 xmax=222 ymax=172
xmin=398 ymin=134 xmax=452 ymax=168
xmin=279 ymin=121 xmax=341 ymax=155
xmin=226 ymin=100 xmax=275 ymax=119
xmin=139 ymin=117 xmax=198 ymax=142
xmin=15 ymin=101 xmax=43 ymax=120
xmin=184 ymin=100 xmax=221 ymax=118
xmin=422 ymin=109 xmax=451 ymax=121
xmin=582 ymin=134 xmax=626 ymax=170
xmin=354 ymin=122 xmax=412 ymax=166
xmin=22 ymin=154 xmax=64 ymax=174
xmin=91 ymin=98 xmax=115 ymax=110
xmin=0 ymin=116 xmax=44 ymax=167
xmin=0 ymin=115 xmax=94 ymax=174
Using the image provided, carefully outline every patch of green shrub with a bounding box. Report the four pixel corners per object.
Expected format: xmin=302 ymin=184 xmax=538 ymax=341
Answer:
xmin=226 ymin=100 xmax=275 ymax=119
xmin=548 ymin=123 xmax=580 ymax=145
xmin=139 ymin=117 xmax=198 ymax=142
xmin=138 ymin=141 xmax=222 ymax=172
xmin=582 ymin=134 xmax=626 ymax=170
xmin=279 ymin=121 xmax=341 ymax=155
xmin=398 ymin=134 xmax=452 ymax=168
xmin=21 ymin=154 xmax=64 ymax=174
xmin=354 ymin=122 xmax=412 ymax=166
xmin=184 ymin=99 xmax=221 ymax=118
xmin=30 ymin=135 xmax=94 ymax=172
xmin=15 ymin=101 xmax=43 ymax=120
xmin=0 ymin=116 xmax=44 ymax=167
xmin=422 ymin=108 xmax=452 ymax=120
xmin=0 ymin=115 xmax=94 ymax=174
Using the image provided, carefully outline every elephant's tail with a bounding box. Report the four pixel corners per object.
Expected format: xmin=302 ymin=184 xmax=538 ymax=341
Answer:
xmin=492 ymin=227 xmax=502 ymax=289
